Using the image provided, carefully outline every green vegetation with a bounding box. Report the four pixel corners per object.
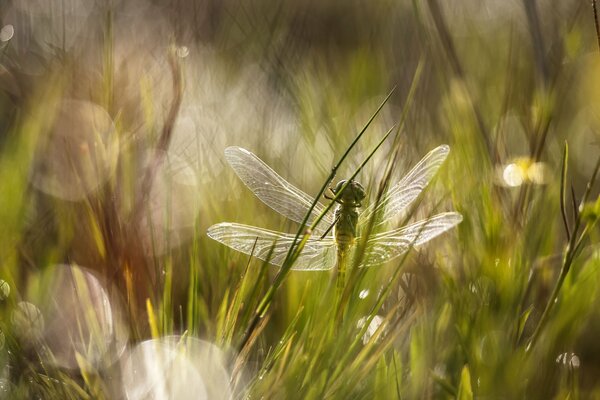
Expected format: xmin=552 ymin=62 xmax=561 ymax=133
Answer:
xmin=0 ymin=0 xmax=598 ymax=398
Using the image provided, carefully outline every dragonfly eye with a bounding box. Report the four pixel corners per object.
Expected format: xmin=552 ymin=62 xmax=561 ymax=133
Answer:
xmin=352 ymin=181 xmax=366 ymax=201
xmin=332 ymin=180 xmax=347 ymax=194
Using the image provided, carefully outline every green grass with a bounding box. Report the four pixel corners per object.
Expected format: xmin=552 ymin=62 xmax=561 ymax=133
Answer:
xmin=0 ymin=0 xmax=599 ymax=398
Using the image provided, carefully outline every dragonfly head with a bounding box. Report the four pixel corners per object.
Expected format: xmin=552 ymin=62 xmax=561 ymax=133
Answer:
xmin=330 ymin=179 xmax=366 ymax=207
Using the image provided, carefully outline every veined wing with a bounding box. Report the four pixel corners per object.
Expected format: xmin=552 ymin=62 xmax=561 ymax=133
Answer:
xmin=225 ymin=147 xmax=335 ymax=233
xmin=359 ymin=212 xmax=462 ymax=268
xmin=360 ymin=145 xmax=450 ymax=228
xmin=207 ymin=222 xmax=336 ymax=271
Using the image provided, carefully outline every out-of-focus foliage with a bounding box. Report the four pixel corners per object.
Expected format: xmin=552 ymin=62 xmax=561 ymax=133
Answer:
xmin=0 ymin=0 xmax=598 ymax=398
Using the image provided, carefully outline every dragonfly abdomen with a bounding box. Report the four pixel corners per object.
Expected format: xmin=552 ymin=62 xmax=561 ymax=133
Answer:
xmin=333 ymin=205 xmax=359 ymax=292
xmin=333 ymin=205 xmax=359 ymax=248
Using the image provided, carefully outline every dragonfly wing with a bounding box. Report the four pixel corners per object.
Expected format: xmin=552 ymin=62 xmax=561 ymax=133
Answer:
xmin=225 ymin=147 xmax=335 ymax=233
xmin=207 ymin=222 xmax=336 ymax=271
xmin=360 ymin=145 xmax=450 ymax=228
xmin=360 ymin=212 xmax=462 ymax=268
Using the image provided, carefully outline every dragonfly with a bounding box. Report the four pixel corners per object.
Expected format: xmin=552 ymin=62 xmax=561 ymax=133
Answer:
xmin=207 ymin=145 xmax=462 ymax=289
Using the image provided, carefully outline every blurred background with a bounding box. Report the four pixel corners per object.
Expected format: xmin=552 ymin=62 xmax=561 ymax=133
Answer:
xmin=0 ymin=0 xmax=599 ymax=398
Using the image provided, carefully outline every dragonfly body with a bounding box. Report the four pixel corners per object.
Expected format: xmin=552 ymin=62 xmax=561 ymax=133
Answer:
xmin=329 ymin=179 xmax=366 ymax=289
xmin=207 ymin=145 xmax=462 ymax=278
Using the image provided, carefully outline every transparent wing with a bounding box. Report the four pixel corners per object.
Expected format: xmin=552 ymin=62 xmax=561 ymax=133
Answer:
xmin=360 ymin=145 xmax=450 ymax=228
xmin=207 ymin=222 xmax=336 ymax=271
xmin=225 ymin=147 xmax=334 ymax=233
xmin=360 ymin=212 xmax=462 ymax=268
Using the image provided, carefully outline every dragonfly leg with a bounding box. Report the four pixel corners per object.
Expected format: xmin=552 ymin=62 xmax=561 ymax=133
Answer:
xmin=320 ymin=213 xmax=341 ymax=240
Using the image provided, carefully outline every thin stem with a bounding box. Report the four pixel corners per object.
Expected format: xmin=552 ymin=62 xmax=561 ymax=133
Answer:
xmin=560 ymin=142 xmax=570 ymax=240
xmin=527 ymin=154 xmax=600 ymax=352
xmin=593 ymin=0 xmax=600 ymax=53
xmin=128 ymin=48 xmax=183 ymax=231
xmin=580 ymin=155 xmax=600 ymax=208
xmin=571 ymin=185 xmax=579 ymax=223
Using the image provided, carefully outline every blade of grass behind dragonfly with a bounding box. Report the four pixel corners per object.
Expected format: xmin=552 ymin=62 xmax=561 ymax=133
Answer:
xmin=297 ymin=282 xmax=343 ymax=389
xmin=235 ymin=300 xmax=305 ymax=391
xmin=527 ymin=152 xmax=600 ymax=353
xmin=159 ymin=256 xmax=173 ymax=335
xmin=239 ymin=255 xmax=270 ymax=329
xmin=319 ymin=302 xmax=411 ymax=398
xmin=186 ymin=233 xmax=201 ymax=335
xmin=324 ymin=259 xmax=411 ymax=397
xmin=234 ymin=236 xmax=279 ymax=348
xmin=238 ymin=87 xmax=397 ymax=352
xmin=222 ymin=241 xmax=266 ymax=345
xmin=256 ymin=302 xmax=306 ymax=376
xmin=342 ymin=307 xmax=409 ymax=396
xmin=324 ymin=208 xmax=443 ymax=393
xmin=220 ymin=242 xmax=259 ymax=345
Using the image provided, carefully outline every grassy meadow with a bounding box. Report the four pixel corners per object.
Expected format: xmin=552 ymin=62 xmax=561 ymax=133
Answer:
xmin=0 ymin=0 xmax=599 ymax=398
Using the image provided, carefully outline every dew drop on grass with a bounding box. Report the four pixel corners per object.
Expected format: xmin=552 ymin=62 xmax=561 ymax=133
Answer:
xmin=0 ymin=378 xmax=11 ymax=394
xmin=433 ymin=364 xmax=446 ymax=377
xmin=0 ymin=25 xmax=13 ymax=42
xmin=176 ymin=46 xmax=189 ymax=58
xmin=11 ymin=301 xmax=44 ymax=344
xmin=356 ymin=315 xmax=386 ymax=344
xmin=477 ymin=331 xmax=503 ymax=365
xmin=0 ymin=280 xmax=9 ymax=301
xmin=358 ymin=289 xmax=369 ymax=299
xmin=556 ymin=352 xmax=580 ymax=369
